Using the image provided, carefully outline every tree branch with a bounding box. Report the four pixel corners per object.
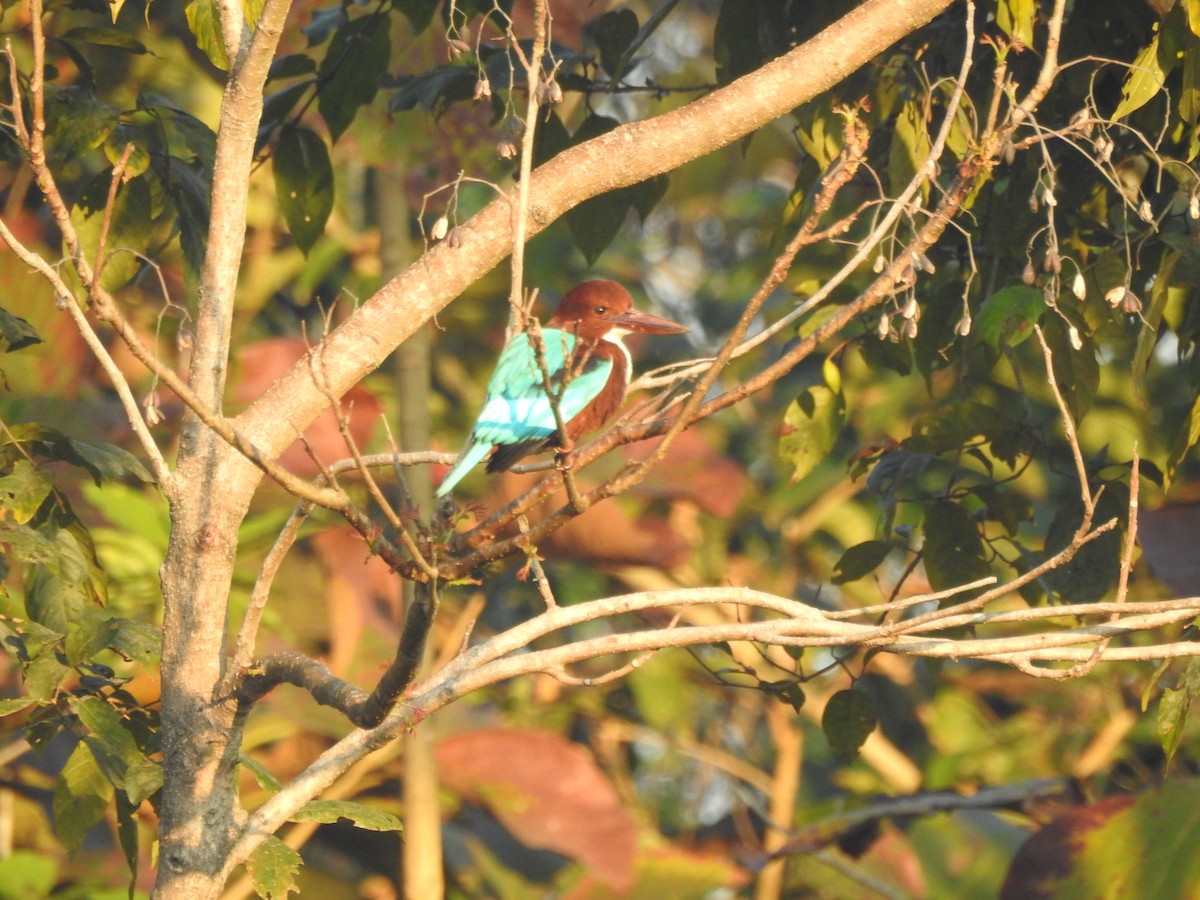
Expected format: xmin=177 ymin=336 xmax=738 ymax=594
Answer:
xmin=232 ymin=0 xmax=959 ymax=467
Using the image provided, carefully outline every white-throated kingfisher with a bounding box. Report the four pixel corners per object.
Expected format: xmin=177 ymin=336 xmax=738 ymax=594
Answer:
xmin=436 ymin=280 xmax=688 ymax=497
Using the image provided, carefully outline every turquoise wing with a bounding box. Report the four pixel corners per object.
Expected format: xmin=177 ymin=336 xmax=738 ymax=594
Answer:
xmin=472 ymin=329 xmax=613 ymax=446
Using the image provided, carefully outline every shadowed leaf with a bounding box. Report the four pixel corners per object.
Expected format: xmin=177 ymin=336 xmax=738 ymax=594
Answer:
xmin=274 ymin=127 xmax=333 ymax=254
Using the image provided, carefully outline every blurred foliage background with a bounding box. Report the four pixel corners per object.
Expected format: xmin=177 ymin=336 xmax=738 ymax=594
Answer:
xmin=7 ymin=0 xmax=1200 ymax=896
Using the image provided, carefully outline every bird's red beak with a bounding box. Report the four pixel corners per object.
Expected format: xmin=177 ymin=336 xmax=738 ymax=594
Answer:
xmin=609 ymin=309 xmax=689 ymax=334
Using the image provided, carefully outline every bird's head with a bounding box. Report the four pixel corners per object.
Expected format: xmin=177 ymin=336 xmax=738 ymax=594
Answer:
xmin=548 ymin=280 xmax=688 ymax=342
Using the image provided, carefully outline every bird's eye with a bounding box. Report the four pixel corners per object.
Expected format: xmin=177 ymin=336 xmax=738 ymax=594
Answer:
xmin=594 ymin=306 xmax=608 ymax=315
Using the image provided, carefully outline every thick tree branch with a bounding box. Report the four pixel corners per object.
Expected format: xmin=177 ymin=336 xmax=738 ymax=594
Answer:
xmin=233 ymin=0 xmax=958 ymax=466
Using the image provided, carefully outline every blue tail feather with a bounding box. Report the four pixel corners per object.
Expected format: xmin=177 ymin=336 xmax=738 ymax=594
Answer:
xmin=436 ymin=440 xmax=492 ymax=497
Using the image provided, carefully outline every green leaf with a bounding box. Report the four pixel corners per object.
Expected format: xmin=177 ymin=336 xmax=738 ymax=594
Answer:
xmin=0 ymin=307 xmax=43 ymax=353
xmin=822 ymin=689 xmax=877 ymax=760
xmin=163 ymin=160 xmax=212 ymax=299
xmin=592 ymin=8 xmax=639 ymax=77
xmin=1042 ymin=489 xmax=1126 ymax=602
xmin=0 ymin=525 xmax=56 ymax=573
xmin=922 ymin=500 xmax=990 ymax=597
xmin=69 ymin=172 xmax=154 ymax=292
xmin=65 ymin=614 xmax=119 ymax=666
xmin=44 ymin=87 xmax=120 ymax=162
xmin=69 ymin=437 xmax=154 ymax=485
xmin=1159 ymin=659 xmax=1200 ymax=766
xmin=0 ymin=461 xmax=53 ymax=524
xmin=906 ymin=401 xmax=1005 ymax=457
xmin=0 ymin=697 xmax=35 ymax=716
xmin=889 ymin=99 xmax=931 ymax=202
xmin=4 ymin=424 xmax=152 ymax=484
xmin=1188 ymin=0 xmax=1200 ymax=38
xmin=23 ymin=646 xmax=68 ymax=701
xmin=69 ymin=695 xmax=142 ymax=789
xmin=274 ymin=126 xmax=334 ymax=254
xmin=714 ymin=0 xmax=762 ymax=86
xmin=0 ymin=851 xmax=57 ymax=900
xmin=396 ymin=0 xmax=439 ymax=33
xmin=268 ymin=54 xmax=317 ymax=81
xmin=531 ymin=110 xmax=571 ymax=166
xmin=1180 ymin=34 xmax=1200 ymax=156
xmin=567 ymin=191 xmax=630 ymax=265
xmin=832 ymin=540 xmax=894 ymax=584
xmin=303 ymin=6 xmax=347 ymax=47
xmin=1133 ymin=251 xmax=1180 ymax=393
xmin=53 ymin=741 xmax=114 ymax=854
xmin=386 ymin=66 xmax=475 ymax=115
xmin=317 ymin=16 xmax=391 ymax=141
xmin=1042 ymin=309 xmax=1099 ymax=423
xmin=26 ymin=549 xmax=90 ymax=635
xmin=1167 ymin=392 xmax=1200 ymax=487
xmin=995 ymin=0 xmax=1035 ymax=47
xmin=978 ymin=487 xmax=1033 ymax=537
xmin=557 ymin=113 xmax=668 ymax=263
xmin=110 ymin=618 xmax=162 ymax=663
xmin=975 ymin=284 xmax=1046 ymax=349
xmin=290 ymin=799 xmax=403 ymax=832
xmin=1113 ymin=36 xmax=1166 ymax=120
xmin=779 ymin=357 xmax=845 ymax=484
xmin=184 ymin=0 xmax=229 ymax=70
xmin=1159 ymin=686 xmax=1191 ymax=767
xmin=103 ymin=124 xmax=152 ymax=178
xmin=1060 ymin=781 xmax=1200 ymax=899
xmin=240 ymin=754 xmax=282 ymax=793
xmin=123 ymin=757 xmax=163 ymax=805
xmin=61 ymin=26 xmax=149 ymax=53
xmin=761 ymin=680 xmax=806 ymax=713
xmin=243 ymin=0 xmax=266 ymax=29
xmin=115 ymin=793 xmax=140 ymax=894
xmin=246 ymin=836 xmax=302 ymax=900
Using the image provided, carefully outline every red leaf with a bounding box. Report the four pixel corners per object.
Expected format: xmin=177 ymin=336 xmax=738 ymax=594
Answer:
xmin=436 ymin=728 xmax=637 ymax=890
xmin=234 ymin=337 xmax=381 ymax=477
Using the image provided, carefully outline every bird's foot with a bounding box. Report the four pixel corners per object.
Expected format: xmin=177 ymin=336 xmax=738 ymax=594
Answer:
xmin=554 ymin=440 xmax=575 ymax=472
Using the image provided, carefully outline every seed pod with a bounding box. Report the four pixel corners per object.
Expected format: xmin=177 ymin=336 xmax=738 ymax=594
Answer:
xmin=448 ymin=227 xmax=463 ymax=249
xmin=176 ymin=326 xmax=194 ymax=352
xmin=1068 ymin=325 xmax=1083 ymax=351
xmin=1002 ymin=141 xmax=1016 ymax=165
xmin=143 ymin=392 xmax=163 ymax=427
xmin=901 ymin=295 xmax=919 ymax=320
xmin=431 ymin=215 xmax=449 ymax=241
xmin=877 ymin=314 xmax=891 ymax=339
xmin=1138 ymin=199 xmax=1154 ymax=222
xmin=1071 ymin=271 xmax=1086 ymax=300
xmin=447 ymin=38 xmax=471 ymax=60
xmin=914 ymin=251 xmax=935 ymax=274
xmin=474 ymin=76 xmax=491 ymax=100
xmin=902 ymin=317 xmax=918 ymax=339
xmin=1022 ymin=261 xmax=1036 ymax=285
xmin=1105 ymin=285 xmax=1127 ymax=307
xmin=1042 ymin=187 xmax=1058 ymax=208
xmin=1190 ymin=194 xmax=1199 ymax=220
xmin=1120 ymin=290 xmax=1142 ymax=314
xmin=548 ymin=80 xmax=563 ymax=104
xmin=1043 ymin=251 xmax=1061 ymax=274
xmin=497 ymin=139 xmax=518 ymax=160
xmin=873 ymin=254 xmax=888 ymax=273
xmin=954 ymin=313 xmax=971 ymax=336
xmin=1028 ymin=192 xmax=1039 ymax=214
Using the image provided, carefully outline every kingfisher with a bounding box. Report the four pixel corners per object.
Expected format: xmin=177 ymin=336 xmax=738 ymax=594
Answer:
xmin=436 ymin=280 xmax=688 ymax=497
